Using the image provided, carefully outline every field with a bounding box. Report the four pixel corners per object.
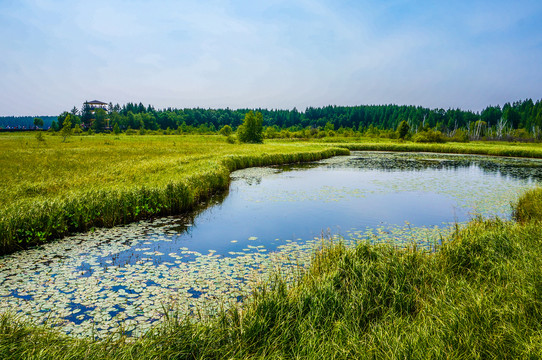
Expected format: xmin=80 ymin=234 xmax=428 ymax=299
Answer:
xmin=1 ymin=132 xmax=542 ymax=359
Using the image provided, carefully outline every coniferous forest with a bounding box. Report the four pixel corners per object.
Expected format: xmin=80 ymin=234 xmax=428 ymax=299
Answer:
xmin=3 ymin=99 xmax=542 ymax=141
xmin=52 ymin=99 xmax=542 ymax=139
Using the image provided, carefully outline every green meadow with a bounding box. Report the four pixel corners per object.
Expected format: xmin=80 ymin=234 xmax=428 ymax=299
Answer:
xmin=2 ymin=132 xmax=542 ymax=359
xmin=0 ymin=133 xmax=348 ymax=254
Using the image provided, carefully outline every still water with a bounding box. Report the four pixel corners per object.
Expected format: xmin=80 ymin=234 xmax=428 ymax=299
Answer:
xmin=1 ymin=152 xmax=541 ymax=337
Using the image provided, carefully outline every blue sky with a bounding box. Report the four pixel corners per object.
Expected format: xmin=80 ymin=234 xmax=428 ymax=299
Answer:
xmin=1 ymin=0 xmax=541 ymax=116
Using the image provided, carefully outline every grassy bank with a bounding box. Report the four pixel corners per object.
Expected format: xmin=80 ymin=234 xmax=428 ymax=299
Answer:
xmin=2 ymin=189 xmax=542 ymax=359
xmin=326 ymin=138 xmax=542 ymax=158
xmin=0 ymin=133 xmax=347 ymax=255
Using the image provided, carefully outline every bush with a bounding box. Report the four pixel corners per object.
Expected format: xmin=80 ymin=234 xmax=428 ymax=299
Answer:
xmin=412 ymin=129 xmax=447 ymax=143
xmin=450 ymin=129 xmax=469 ymax=142
xmin=512 ymin=128 xmax=531 ymax=140
xmin=219 ymin=125 xmax=233 ymax=137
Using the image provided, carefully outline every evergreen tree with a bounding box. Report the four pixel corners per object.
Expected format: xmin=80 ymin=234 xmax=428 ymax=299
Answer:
xmin=81 ymin=102 xmax=93 ymax=127
xmin=397 ymin=120 xmax=410 ymax=139
xmin=33 ymin=117 xmax=44 ymax=129
xmin=92 ymin=108 xmax=107 ymax=132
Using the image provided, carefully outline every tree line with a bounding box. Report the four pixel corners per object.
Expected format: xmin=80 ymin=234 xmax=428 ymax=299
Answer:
xmin=0 ymin=116 xmax=56 ymax=129
xmin=12 ymin=98 xmax=542 ymax=140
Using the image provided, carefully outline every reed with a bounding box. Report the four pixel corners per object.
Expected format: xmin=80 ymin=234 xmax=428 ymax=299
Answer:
xmin=333 ymin=139 xmax=542 ymax=158
xmin=513 ymin=187 xmax=542 ymax=222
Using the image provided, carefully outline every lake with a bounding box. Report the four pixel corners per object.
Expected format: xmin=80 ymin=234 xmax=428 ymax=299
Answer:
xmin=1 ymin=151 xmax=541 ymax=338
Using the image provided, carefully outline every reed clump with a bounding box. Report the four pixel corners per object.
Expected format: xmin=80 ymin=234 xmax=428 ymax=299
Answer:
xmin=513 ymin=187 xmax=542 ymax=222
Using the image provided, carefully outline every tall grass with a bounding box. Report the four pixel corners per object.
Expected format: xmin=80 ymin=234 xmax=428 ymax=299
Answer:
xmin=0 ymin=133 xmax=347 ymax=254
xmin=2 ymin=214 xmax=542 ymax=359
xmin=331 ymin=139 xmax=542 ymax=158
xmin=513 ymin=187 xmax=542 ymax=222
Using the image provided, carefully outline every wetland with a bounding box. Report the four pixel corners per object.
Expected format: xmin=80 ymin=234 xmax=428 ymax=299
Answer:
xmin=2 ymin=151 xmax=542 ymax=338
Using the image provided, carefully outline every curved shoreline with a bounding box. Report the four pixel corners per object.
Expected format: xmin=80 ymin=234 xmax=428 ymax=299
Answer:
xmin=0 ymin=146 xmax=349 ymax=256
xmin=4 ymin=138 xmax=542 ymax=256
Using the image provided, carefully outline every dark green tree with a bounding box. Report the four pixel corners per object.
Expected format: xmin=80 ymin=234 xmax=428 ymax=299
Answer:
xmin=57 ymin=112 xmax=70 ymax=129
xmin=397 ymin=120 xmax=410 ymax=139
xmin=503 ymin=106 xmax=521 ymax=129
xmin=33 ymin=117 xmax=44 ymax=129
xmin=50 ymin=120 xmax=59 ymax=132
xmin=237 ymin=111 xmax=263 ymax=143
xmin=92 ymin=108 xmax=107 ymax=132
xmin=81 ymin=102 xmax=93 ymax=127
xmin=113 ymin=123 xmax=121 ymax=135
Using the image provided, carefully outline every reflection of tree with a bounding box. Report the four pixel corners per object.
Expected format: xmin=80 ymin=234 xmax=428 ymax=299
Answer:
xmin=160 ymin=189 xmax=230 ymax=235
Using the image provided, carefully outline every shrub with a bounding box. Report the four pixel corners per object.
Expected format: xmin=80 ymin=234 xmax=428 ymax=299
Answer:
xmin=412 ymin=129 xmax=447 ymax=143
xmin=219 ymin=125 xmax=233 ymax=137
xmin=450 ymin=128 xmax=469 ymax=142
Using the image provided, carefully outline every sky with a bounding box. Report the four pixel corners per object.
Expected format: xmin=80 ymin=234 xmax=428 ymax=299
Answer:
xmin=1 ymin=0 xmax=542 ymax=116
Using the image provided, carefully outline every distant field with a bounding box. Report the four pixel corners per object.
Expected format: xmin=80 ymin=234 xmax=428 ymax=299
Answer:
xmin=319 ymin=137 xmax=542 ymax=158
xmin=4 ymin=133 xmax=542 ymax=205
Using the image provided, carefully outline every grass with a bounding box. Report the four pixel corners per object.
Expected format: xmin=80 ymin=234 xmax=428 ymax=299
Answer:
xmin=324 ymin=138 xmax=542 ymax=158
xmin=0 ymin=133 xmax=348 ymax=254
xmin=2 ymin=212 xmax=542 ymax=359
xmin=513 ymin=187 xmax=542 ymax=222
xmin=2 ymin=133 xmax=542 ymax=358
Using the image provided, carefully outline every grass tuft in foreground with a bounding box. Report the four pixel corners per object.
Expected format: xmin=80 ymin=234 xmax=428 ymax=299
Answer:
xmin=513 ymin=187 xmax=542 ymax=222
